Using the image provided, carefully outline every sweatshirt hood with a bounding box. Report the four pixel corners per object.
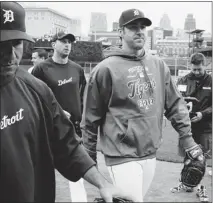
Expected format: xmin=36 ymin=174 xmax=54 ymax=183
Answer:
xmin=103 ymin=45 xmax=147 ymax=61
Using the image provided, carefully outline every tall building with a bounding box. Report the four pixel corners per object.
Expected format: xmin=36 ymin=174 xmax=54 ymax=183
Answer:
xmin=144 ymin=36 xmax=152 ymax=51
xmin=23 ymin=7 xmax=81 ymax=39
xmin=112 ymin=22 xmax=119 ymax=31
xmin=184 ymin=14 xmax=196 ymax=31
xmin=148 ymin=27 xmax=164 ymax=50
xmin=159 ymin=13 xmax=172 ymax=30
xmin=90 ymin=12 xmax=107 ymax=32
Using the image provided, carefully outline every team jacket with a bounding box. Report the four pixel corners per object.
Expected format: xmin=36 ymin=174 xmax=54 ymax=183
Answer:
xmin=177 ymin=72 xmax=212 ymax=132
xmin=81 ymin=47 xmax=197 ymax=166
xmin=0 ymin=66 xmax=95 ymax=202
xmin=32 ymin=58 xmax=86 ymax=122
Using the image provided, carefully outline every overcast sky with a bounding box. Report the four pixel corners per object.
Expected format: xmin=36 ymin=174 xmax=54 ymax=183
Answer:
xmin=20 ymin=1 xmax=212 ymax=36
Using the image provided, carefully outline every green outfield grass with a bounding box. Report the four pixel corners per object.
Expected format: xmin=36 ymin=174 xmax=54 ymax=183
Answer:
xmin=157 ymin=119 xmax=212 ymax=167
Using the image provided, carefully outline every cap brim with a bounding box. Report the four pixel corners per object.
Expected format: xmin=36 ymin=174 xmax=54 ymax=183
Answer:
xmin=59 ymin=33 xmax=75 ymax=42
xmin=123 ymin=17 xmax=152 ymax=27
xmin=0 ymin=30 xmax=34 ymax=42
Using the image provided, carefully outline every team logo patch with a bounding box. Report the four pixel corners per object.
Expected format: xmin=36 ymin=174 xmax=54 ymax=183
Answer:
xmin=134 ymin=9 xmax=140 ymax=16
xmin=3 ymin=9 xmax=14 ymax=24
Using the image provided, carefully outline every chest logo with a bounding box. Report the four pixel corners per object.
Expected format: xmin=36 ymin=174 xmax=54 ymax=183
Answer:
xmin=1 ymin=108 xmax=24 ymax=130
xmin=58 ymin=77 xmax=73 ymax=86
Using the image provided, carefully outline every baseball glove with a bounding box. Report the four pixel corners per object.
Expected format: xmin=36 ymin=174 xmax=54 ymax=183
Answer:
xmin=180 ymin=153 xmax=206 ymax=188
xmin=94 ymin=197 xmax=133 ymax=203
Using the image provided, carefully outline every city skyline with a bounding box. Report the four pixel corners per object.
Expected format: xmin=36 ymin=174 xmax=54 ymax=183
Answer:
xmin=20 ymin=1 xmax=212 ymax=36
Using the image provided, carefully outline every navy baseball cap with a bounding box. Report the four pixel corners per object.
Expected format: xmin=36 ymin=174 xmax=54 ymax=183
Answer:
xmin=52 ymin=31 xmax=75 ymax=42
xmin=0 ymin=2 xmax=34 ymax=42
xmin=119 ymin=9 xmax=152 ymax=27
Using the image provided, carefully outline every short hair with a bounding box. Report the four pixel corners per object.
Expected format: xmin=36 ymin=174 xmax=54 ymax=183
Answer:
xmin=32 ymin=49 xmax=48 ymax=59
xmin=190 ymin=53 xmax=206 ymax=65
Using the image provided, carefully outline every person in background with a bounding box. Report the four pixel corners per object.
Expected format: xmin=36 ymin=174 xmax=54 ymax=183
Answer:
xmin=0 ymin=2 xmax=134 ymax=202
xmin=28 ymin=49 xmax=47 ymax=73
xmin=175 ymin=52 xmax=212 ymax=202
xmin=32 ymin=31 xmax=87 ymax=201
xmin=81 ymin=8 xmax=205 ymax=202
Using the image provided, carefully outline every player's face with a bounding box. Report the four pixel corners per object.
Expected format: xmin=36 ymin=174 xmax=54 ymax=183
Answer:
xmin=31 ymin=52 xmax=44 ymax=66
xmin=12 ymin=40 xmax=23 ymax=65
xmin=191 ymin=64 xmax=205 ymax=78
xmin=54 ymin=38 xmax=72 ymax=58
xmin=120 ymin=20 xmax=147 ymax=51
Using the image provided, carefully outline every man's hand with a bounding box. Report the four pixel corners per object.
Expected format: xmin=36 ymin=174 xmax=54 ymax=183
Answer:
xmin=191 ymin=112 xmax=203 ymax=123
xmin=83 ymin=166 xmax=134 ymax=202
xmin=63 ymin=110 xmax=71 ymax=119
xmin=99 ymin=185 xmax=134 ymax=202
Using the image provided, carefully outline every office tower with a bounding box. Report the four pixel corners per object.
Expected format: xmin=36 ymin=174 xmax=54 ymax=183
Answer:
xmin=159 ymin=13 xmax=172 ymax=30
xmin=184 ymin=14 xmax=196 ymax=31
xmin=112 ymin=22 xmax=119 ymax=31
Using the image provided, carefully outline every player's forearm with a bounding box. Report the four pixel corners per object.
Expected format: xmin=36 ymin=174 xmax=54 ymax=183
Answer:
xmin=83 ymin=165 xmax=110 ymax=189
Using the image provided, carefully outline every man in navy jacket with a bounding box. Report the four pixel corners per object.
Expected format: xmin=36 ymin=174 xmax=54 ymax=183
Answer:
xmin=0 ymin=2 xmax=133 ymax=202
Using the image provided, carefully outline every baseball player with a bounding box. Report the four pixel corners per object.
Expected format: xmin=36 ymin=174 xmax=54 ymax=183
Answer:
xmin=81 ymin=8 xmax=205 ymax=202
xmin=0 ymin=2 xmax=134 ymax=202
xmin=31 ymin=31 xmax=87 ymax=201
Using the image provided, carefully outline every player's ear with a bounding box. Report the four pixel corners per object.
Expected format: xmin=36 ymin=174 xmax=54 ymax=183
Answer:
xmin=51 ymin=42 xmax=55 ymax=49
xmin=118 ymin=27 xmax=123 ymax=38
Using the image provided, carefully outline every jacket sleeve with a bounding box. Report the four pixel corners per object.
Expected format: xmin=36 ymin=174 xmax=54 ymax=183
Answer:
xmin=79 ymin=68 xmax=87 ymax=114
xmin=44 ymin=85 xmax=95 ymax=181
xmin=201 ymin=106 xmax=212 ymax=118
xmin=201 ymin=76 xmax=212 ymax=118
xmin=81 ymin=65 xmax=112 ymax=163
xmin=31 ymin=64 xmax=45 ymax=82
xmin=163 ymin=61 xmax=197 ymax=151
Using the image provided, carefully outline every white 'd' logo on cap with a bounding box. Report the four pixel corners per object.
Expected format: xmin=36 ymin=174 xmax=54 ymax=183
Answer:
xmin=134 ymin=10 xmax=140 ymax=16
xmin=3 ymin=9 xmax=14 ymax=24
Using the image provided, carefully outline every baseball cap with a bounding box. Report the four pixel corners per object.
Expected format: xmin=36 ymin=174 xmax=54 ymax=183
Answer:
xmin=119 ymin=8 xmax=152 ymax=27
xmin=0 ymin=2 xmax=34 ymax=42
xmin=51 ymin=31 xmax=75 ymax=42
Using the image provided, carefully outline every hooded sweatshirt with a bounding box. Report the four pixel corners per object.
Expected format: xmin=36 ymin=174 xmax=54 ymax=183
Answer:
xmin=81 ymin=46 xmax=197 ymax=166
xmin=0 ymin=65 xmax=95 ymax=202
